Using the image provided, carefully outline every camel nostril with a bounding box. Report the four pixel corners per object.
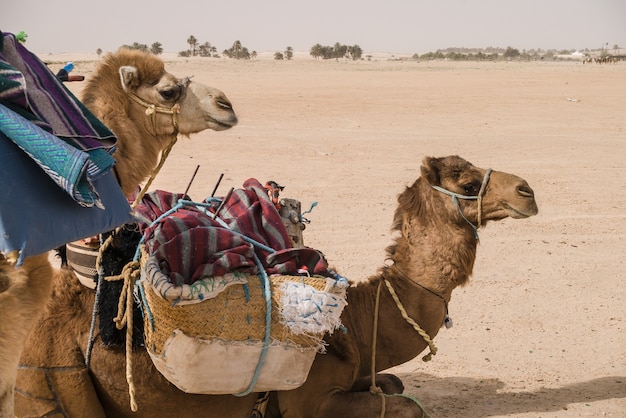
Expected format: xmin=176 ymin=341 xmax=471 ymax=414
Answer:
xmin=216 ymin=98 xmax=233 ymax=111
xmin=517 ymin=184 xmax=534 ymax=198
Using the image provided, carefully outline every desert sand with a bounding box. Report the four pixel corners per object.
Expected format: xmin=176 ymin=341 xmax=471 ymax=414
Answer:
xmin=52 ymin=54 xmax=625 ymax=417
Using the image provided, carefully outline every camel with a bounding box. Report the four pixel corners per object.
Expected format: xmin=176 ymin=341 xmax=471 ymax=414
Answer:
xmin=2 ymin=48 xmax=237 ymax=417
xmin=265 ymin=155 xmax=538 ymax=417
xmin=15 ymin=154 xmax=537 ymax=417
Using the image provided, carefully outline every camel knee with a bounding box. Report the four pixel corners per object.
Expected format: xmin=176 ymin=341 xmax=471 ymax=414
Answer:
xmin=351 ymin=373 xmax=405 ymax=394
xmin=373 ymin=373 xmax=405 ymax=394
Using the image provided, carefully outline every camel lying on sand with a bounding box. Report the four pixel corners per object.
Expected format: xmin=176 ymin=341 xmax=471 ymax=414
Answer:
xmin=1 ymin=48 xmax=236 ymax=417
xmin=265 ymin=155 xmax=538 ymax=417
xmin=15 ymin=155 xmax=537 ymax=417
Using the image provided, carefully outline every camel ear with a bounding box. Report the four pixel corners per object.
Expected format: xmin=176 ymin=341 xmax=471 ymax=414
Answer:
xmin=421 ymin=156 xmax=441 ymax=185
xmin=119 ymin=66 xmax=140 ymax=92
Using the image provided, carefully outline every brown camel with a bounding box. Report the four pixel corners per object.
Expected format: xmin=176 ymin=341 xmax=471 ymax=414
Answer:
xmin=3 ymin=48 xmax=237 ymax=417
xmin=15 ymin=155 xmax=537 ymax=417
xmin=265 ymin=155 xmax=538 ymax=417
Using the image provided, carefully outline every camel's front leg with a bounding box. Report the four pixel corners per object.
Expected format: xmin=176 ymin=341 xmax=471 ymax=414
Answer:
xmin=272 ymin=352 xmax=427 ymax=418
xmin=273 ymin=387 xmax=426 ymax=418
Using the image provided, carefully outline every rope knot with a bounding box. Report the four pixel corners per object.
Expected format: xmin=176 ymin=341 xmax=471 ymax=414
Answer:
xmin=113 ymin=260 xmax=140 ymax=331
xmin=370 ymin=385 xmax=384 ymax=396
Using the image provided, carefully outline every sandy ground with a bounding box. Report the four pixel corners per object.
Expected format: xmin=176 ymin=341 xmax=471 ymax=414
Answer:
xmin=55 ymin=55 xmax=626 ymax=417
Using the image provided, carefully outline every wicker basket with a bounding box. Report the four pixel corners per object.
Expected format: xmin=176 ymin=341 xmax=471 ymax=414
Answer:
xmin=139 ymin=271 xmax=347 ymax=394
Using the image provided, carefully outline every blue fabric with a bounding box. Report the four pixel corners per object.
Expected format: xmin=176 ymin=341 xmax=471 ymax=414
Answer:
xmin=0 ymin=133 xmax=133 ymax=265
xmin=0 ymin=104 xmax=115 ymax=207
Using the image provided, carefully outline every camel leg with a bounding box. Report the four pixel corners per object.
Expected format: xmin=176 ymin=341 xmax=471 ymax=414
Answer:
xmin=0 ymin=253 xmax=53 ymax=417
xmin=273 ymin=354 xmax=426 ymax=418
xmin=273 ymin=389 xmax=426 ymax=418
xmin=319 ymin=391 xmax=426 ymax=418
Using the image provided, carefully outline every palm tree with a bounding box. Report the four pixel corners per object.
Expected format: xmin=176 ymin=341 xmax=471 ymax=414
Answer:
xmin=348 ymin=44 xmax=363 ymax=60
xmin=232 ymin=40 xmax=242 ymax=59
xmin=187 ymin=35 xmax=198 ymax=56
xmin=310 ymin=43 xmax=323 ymax=59
xmin=284 ymin=46 xmax=293 ymax=60
xmin=198 ymin=42 xmax=214 ymax=57
xmin=150 ymin=42 xmax=163 ymax=55
xmin=333 ymin=42 xmax=347 ymax=60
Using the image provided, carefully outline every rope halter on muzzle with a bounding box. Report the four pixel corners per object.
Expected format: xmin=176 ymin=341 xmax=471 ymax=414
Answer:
xmin=126 ymin=77 xmax=191 ymax=136
xmin=431 ymin=168 xmax=492 ymax=240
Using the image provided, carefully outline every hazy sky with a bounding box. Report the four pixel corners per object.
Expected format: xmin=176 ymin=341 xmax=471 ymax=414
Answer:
xmin=3 ymin=0 xmax=625 ymax=55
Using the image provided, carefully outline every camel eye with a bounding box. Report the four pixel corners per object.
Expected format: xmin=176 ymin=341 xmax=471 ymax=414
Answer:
xmin=159 ymin=88 xmax=179 ymax=101
xmin=462 ymin=183 xmax=478 ymax=195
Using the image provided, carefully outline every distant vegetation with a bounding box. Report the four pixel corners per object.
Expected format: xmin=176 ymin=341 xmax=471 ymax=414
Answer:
xmin=309 ymin=43 xmax=363 ymax=60
xmin=406 ymin=45 xmax=623 ymax=62
xmin=119 ymin=42 xmax=163 ymax=55
xmin=108 ymin=37 xmax=621 ymax=62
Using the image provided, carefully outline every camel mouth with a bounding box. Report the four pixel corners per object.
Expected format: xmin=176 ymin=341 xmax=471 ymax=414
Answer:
xmin=205 ymin=114 xmax=238 ymax=131
xmin=503 ymin=201 xmax=539 ymax=219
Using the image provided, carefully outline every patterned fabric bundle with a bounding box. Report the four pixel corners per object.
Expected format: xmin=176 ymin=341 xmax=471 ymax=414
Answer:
xmin=0 ymin=31 xmax=117 ymax=207
xmin=135 ymin=179 xmax=329 ymax=291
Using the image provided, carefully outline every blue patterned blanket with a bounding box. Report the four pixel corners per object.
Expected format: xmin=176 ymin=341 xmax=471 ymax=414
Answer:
xmin=0 ymin=31 xmax=133 ymax=264
xmin=0 ymin=31 xmax=116 ymax=207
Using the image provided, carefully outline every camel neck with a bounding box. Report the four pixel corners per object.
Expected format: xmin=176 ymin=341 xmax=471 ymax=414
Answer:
xmin=387 ymin=265 xmax=452 ymax=328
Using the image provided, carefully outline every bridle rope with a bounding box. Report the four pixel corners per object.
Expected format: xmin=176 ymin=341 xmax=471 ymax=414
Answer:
xmin=125 ymin=76 xmax=191 ymax=138
xmin=370 ymin=276 xmax=433 ymax=417
xmin=431 ymin=168 xmax=492 ymax=239
xmin=126 ymin=92 xmax=181 ymax=136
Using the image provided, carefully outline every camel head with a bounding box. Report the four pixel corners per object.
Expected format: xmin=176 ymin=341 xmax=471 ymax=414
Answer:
xmin=421 ymin=155 xmax=538 ymax=227
xmin=388 ymin=155 xmax=538 ymax=289
xmin=118 ymin=61 xmax=237 ymax=137
xmin=81 ymin=49 xmax=238 ymax=196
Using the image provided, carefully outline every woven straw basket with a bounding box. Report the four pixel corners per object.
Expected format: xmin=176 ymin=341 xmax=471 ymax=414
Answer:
xmin=139 ymin=271 xmax=346 ymax=395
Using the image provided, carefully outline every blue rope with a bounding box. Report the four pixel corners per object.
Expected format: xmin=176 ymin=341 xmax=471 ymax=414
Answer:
xmin=431 ymin=186 xmax=480 ymax=239
xmin=382 ymin=393 xmax=431 ymax=417
xmin=234 ymin=252 xmax=273 ymax=397
xmin=430 ymin=168 xmax=492 ymax=240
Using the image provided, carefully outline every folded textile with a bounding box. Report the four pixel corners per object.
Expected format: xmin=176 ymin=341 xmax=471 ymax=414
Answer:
xmin=0 ymin=32 xmax=115 ymax=147
xmin=0 ymin=103 xmax=114 ymax=207
xmin=134 ymin=179 xmax=329 ymax=287
xmin=0 ymin=31 xmax=117 ymax=207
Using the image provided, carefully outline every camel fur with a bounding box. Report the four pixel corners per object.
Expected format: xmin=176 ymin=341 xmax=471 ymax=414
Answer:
xmin=1 ymin=48 xmax=238 ymax=417
xmin=0 ymin=253 xmax=52 ymax=417
xmin=14 ymin=153 xmax=537 ymax=417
